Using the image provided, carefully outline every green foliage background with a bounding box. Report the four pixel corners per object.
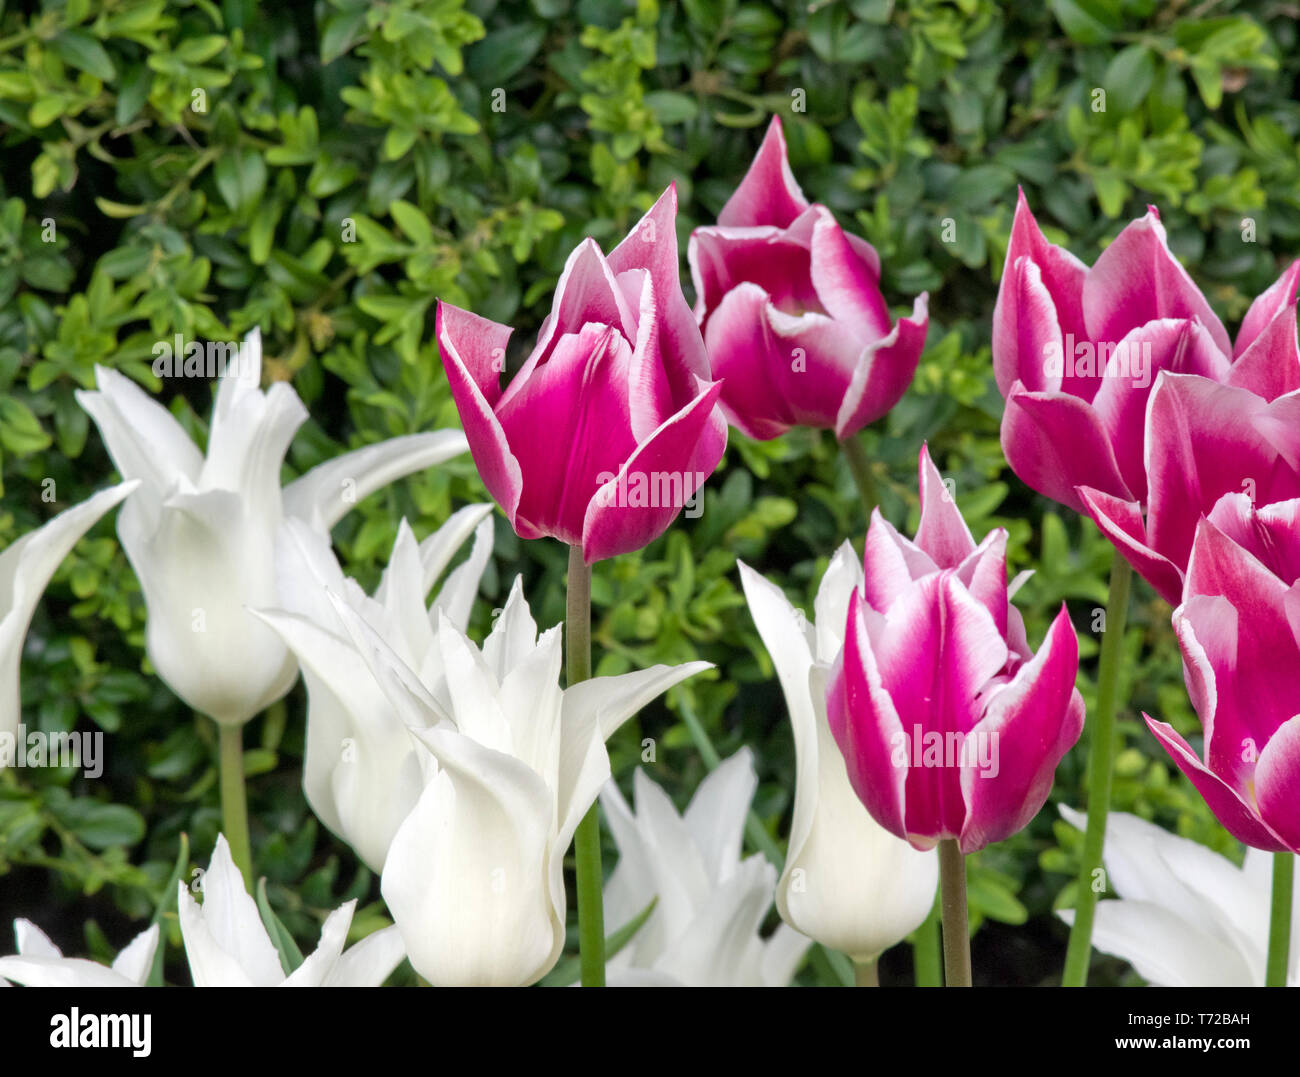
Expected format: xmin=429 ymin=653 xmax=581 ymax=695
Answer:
xmin=1 ymin=0 xmax=1295 ymax=985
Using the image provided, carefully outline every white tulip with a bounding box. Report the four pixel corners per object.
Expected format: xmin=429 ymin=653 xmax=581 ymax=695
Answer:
xmin=327 ymin=574 xmax=711 ymax=986
xmin=738 ymin=546 xmax=938 ymax=963
xmin=251 ymin=505 xmax=494 ymax=871
xmin=75 ymin=329 xmax=468 ymax=725
xmin=0 ymin=919 xmax=157 ymax=987
xmin=178 ymin=834 xmax=405 ymax=986
xmin=1058 ymin=806 xmax=1300 ymax=986
xmin=1 ymin=480 xmax=137 ymax=747
xmin=601 ymin=748 xmax=812 ymax=986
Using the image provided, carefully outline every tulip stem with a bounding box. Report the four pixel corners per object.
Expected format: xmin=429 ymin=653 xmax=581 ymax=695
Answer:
xmin=216 ymin=721 xmax=253 ymax=888
xmin=913 ymin=890 xmax=943 ymax=986
xmin=1061 ymin=552 xmax=1132 ymax=988
xmin=567 ymin=545 xmax=605 ymax=987
xmin=853 ymin=959 xmax=879 ymax=987
xmin=1266 ymin=852 xmax=1294 ymax=987
xmin=937 ymin=839 xmax=971 ymax=987
xmin=840 ymin=433 xmax=880 ymax=520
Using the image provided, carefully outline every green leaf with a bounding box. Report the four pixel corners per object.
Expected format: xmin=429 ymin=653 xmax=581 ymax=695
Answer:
xmin=0 ymin=397 xmax=51 ymax=454
xmin=52 ymin=29 xmax=116 ymax=81
xmin=256 ymin=877 xmax=305 ymax=976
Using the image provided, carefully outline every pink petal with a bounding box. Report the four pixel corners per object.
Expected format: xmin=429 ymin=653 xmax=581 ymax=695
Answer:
xmin=1146 ymin=715 xmax=1292 ymax=851
xmin=1255 ymin=714 xmax=1300 ymax=852
xmin=689 ymin=225 xmax=820 ymax=323
xmin=1083 ymin=208 xmax=1231 ymax=357
xmin=703 ymin=283 xmax=803 ymax=439
xmin=827 ymin=590 xmax=910 ymax=841
xmin=873 ymin=574 xmax=1010 ymax=842
xmin=914 ymin=442 xmax=978 ymax=567
xmin=716 ymin=116 xmax=811 ymax=229
xmin=1234 ymin=258 xmax=1300 ymax=358
xmin=1227 ymin=260 xmax=1300 ymax=399
xmin=436 ymin=301 xmax=526 ymax=533
xmin=616 ymin=268 xmax=674 ymax=441
xmin=992 ymin=191 xmax=1088 ymax=396
xmin=1204 ymin=492 xmax=1300 ymax=583
xmin=960 ymin=605 xmax=1084 ymax=853
xmin=833 ymin=293 xmax=928 ymax=440
xmin=609 ymin=184 xmax=714 ymax=391
xmin=807 ymin=207 xmax=892 ymax=339
xmin=1091 ymin=318 xmax=1230 ymax=502
xmin=496 ymin=323 xmax=639 ymax=546
xmin=861 ymin=509 xmax=941 ymax=613
xmin=581 ymin=379 xmax=726 ymax=563
xmin=1000 ymin=383 xmax=1131 ymax=512
xmin=1076 ymin=486 xmax=1184 ymax=605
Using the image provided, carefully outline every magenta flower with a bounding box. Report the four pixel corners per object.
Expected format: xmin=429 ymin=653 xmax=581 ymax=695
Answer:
xmin=687 ymin=116 xmax=928 ymax=441
xmin=1145 ymin=493 xmax=1300 ymax=852
xmin=994 ymin=191 xmax=1300 ymax=514
xmin=437 ymin=186 xmax=727 ymax=564
xmin=826 ymin=446 xmax=1085 ymax=854
xmin=1079 ymin=374 xmax=1300 ymax=604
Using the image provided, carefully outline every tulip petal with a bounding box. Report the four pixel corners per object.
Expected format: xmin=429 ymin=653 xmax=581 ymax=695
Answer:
xmin=1234 ymin=258 xmax=1300 ymax=359
xmin=1001 ymin=384 xmax=1130 ymax=511
xmin=1090 ymin=318 xmax=1230 ymax=501
xmin=959 ymin=605 xmax=1083 ymax=853
xmin=833 ymin=293 xmax=929 ymax=440
xmin=382 ymin=726 xmax=557 ymax=987
xmin=914 ymin=442 xmax=978 ymax=567
xmin=283 ymin=430 xmax=469 ymax=533
xmin=1254 ymin=713 xmax=1300 ymax=852
xmin=0 ymin=480 xmax=138 ymax=741
xmin=1145 ymin=716 xmax=1292 ymax=851
xmin=320 ymin=924 xmax=406 ymax=988
xmin=427 ymin=506 xmax=495 ymax=630
xmin=283 ymin=901 xmax=356 ymax=987
xmin=1076 ymin=486 xmax=1184 ymax=605
xmin=807 ymin=207 xmax=891 ymax=339
xmin=109 ymin=924 xmax=160 ymax=986
xmin=716 ymin=115 xmax=810 ymax=230
xmin=703 ymin=282 xmax=800 ymax=439
xmin=993 ymin=258 xmax=1071 ymax=397
xmin=581 ymin=379 xmax=725 ymax=563
xmin=1083 ymin=208 xmax=1231 ymax=356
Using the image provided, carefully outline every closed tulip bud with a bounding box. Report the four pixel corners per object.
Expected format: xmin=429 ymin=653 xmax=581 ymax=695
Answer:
xmin=438 ymin=186 xmax=727 ymax=564
xmin=689 ymin=116 xmax=927 ymax=441
xmin=827 ymin=445 xmax=1085 ymax=854
xmin=76 ymin=329 xmax=468 ymax=725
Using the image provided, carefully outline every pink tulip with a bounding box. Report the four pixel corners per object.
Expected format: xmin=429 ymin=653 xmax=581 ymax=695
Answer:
xmin=437 ymin=186 xmax=727 ymax=564
xmin=826 ymin=445 xmax=1085 ymax=854
xmin=1144 ymin=494 xmax=1300 ymax=852
xmin=1078 ymin=374 xmax=1300 ymax=604
xmin=994 ymin=191 xmax=1300 ymax=514
xmin=687 ymin=116 xmax=928 ymax=441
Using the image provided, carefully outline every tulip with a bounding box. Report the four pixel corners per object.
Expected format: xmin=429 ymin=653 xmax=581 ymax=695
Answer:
xmin=994 ymin=190 xmax=1300 ymax=515
xmin=738 ymin=547 xmax=938 ymax=965
xmin=324 ymin=573 xmax=711 ymax=986
xmin=1 ymin=480 xmax=137 ymax=750
xmin=1078 ymin=374 xmax=1300 ymax=604
xmin=437 ymin=186 xmax=727 ymax=564
xmin=178 ymin=834 xmax=405 ymax=987
xmin=76 ymin=329 xmax=468 ymax=727
xmin=251 ymin=505 xmax=494 ymax=872
xmin=1058 ymin=806 xmax=1299 ymax=986
xmin=688 ymin=116 xmax=928 ymax=441
xmin=0 ymin=919 xmax=157 ymax=987
xmin=600 ymin=748 xmax=811 ymax=987
xmin=827 ymin=445 xmax=1085 ymax=856
xmin=1143 ymin=495 xmax=1300 ymax=853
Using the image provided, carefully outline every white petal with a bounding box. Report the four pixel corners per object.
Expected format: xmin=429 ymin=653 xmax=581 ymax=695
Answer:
xmin=283 ymin=430 xmax=468 ymax=532
xmin=283 ymin=901 xmax=355 ymax=987
xmin=109 ymin=924 xmax=160 ymax=985
xmin=321 ymin=925 xmax=406 ymax=987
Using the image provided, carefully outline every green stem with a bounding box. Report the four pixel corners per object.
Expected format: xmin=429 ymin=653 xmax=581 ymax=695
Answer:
xmin=913 ymin=890 xmax=943 ymax=986
xmin=216 ymin=721 xmax=253 ymax=888
xmin=567 ymin=545 xmax=605 ymax=987
xmin=938 ymin=839 xmax=971 ymax=987
xmin=1061 ymin=552 xmax=1133 ymax=987
xmin=840 ymin=433 xmax=880 ymax=520
xmin=1266 ymin=852 xmax=1294 ymax=987
xmin=853 ymin=959 xmax=879 ymax=986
